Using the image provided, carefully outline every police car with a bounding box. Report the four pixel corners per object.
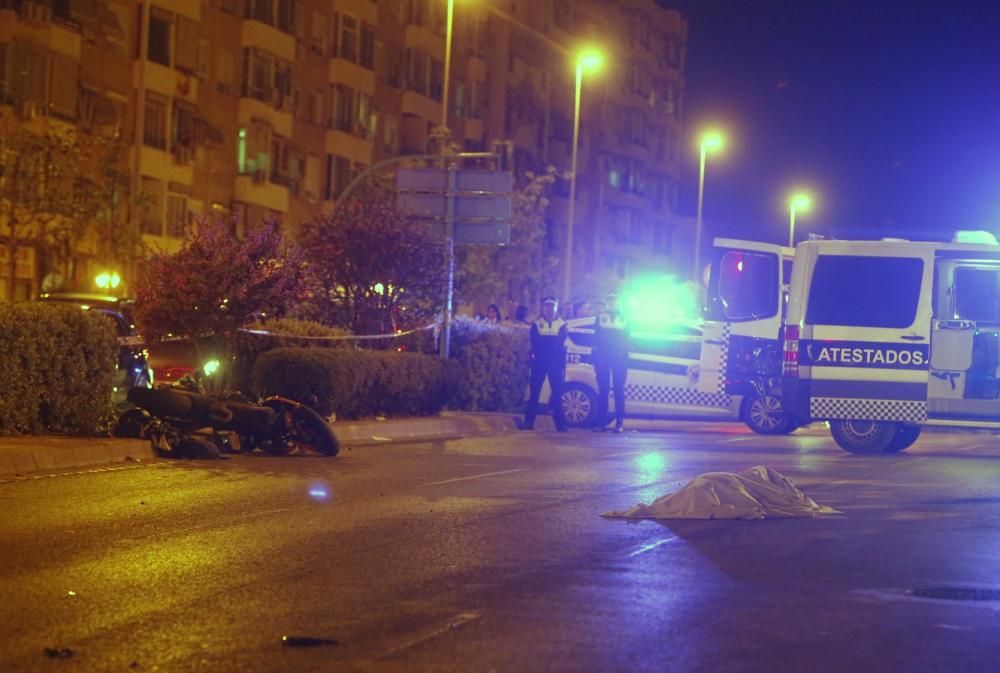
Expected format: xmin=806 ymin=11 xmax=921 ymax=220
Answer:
xmin=544 ymin=239 xmax=798 ymax=434
xmin=782 ymin=231 xmax=1000 ymax=453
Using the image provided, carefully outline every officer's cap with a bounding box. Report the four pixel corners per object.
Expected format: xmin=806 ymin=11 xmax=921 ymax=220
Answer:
xmin=541 ymin=296 xmax=558 ymax=305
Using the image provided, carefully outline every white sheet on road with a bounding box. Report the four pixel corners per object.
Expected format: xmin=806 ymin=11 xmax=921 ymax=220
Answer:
xmin=602 ymin=466 xmax=840 ymax=520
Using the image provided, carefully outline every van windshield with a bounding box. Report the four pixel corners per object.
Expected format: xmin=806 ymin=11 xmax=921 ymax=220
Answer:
xmin=704 ymin=250 xmax=779 ymax=322
xmin=806 ymin=255 xmax=923 ymax=328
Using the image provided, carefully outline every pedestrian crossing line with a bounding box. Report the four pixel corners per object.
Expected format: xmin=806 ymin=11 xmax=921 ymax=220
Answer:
xmin=0 ymin=461 xmax=164 ymax=484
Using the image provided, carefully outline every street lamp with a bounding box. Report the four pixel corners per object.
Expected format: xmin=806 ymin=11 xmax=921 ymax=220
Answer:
xmin=441 ymin=0 xmax=456 ymax=131
xmin=693 ymin=129 xmax=725 ymax=282
xmin=788 ymin=191 xmax=813 ymax=247
xmin=561 ymin=46 xmax=604 ymax=304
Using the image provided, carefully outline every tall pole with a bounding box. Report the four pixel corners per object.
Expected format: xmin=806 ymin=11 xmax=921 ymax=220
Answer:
xmin=561 ymin=63 xmax=583 ymax=304
xmin=441 ymin=0 xmax=455 ymax=132
xmin=693 ymin=143 xmax=708 ymax=281
xmin=788 ymin=207 xmax=796 ymax=248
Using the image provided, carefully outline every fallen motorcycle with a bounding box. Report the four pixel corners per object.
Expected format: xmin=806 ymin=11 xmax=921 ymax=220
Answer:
xmin=124 ymin=385 xmax=339 ymax=458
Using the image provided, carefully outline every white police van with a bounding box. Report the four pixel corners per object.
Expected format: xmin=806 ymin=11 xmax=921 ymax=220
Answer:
xmin=548 ymin=238 xmax=797 ymax=434
xmin=781 ymin=232 xmax=1000 ymax=453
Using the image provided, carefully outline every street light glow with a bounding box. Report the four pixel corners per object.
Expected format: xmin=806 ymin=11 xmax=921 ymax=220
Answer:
xmin=790 ymin=192 xmax=813 ymax=212
xmin=94 ymin=271 xmax=121 ymax=290
xmin=700 ymin=130 xmax=725 ymax=153
xmin=577 ymin=48 xmax=604 ymax=72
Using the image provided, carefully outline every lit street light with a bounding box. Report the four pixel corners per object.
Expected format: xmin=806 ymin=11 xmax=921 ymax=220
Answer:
xmin=561 ymin=46 xmax=604 ymax=304
xmin=693 ymin=130 xmax=725 ymax=282
xmin=441 ymin=0 xmax=456 ymax=131
xmin=788 ymin=191 xmax=813 ymax=247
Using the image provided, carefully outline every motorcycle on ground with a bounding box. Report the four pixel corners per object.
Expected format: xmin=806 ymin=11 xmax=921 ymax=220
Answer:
xmin=121 ymin=381 xmax=340 ymax=459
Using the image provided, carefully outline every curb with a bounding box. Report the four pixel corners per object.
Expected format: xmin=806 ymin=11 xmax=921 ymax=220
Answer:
xmin=0 ymin=437 xmax=154 ymax=479
xmin=0 ymin=412 xmax=551 ymax=478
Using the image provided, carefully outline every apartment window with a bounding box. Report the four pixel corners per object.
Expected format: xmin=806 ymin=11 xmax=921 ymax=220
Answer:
xmin=249 ymin=0 xmax=274 ymax=24
xmin=148 ymin=7 xmax=172 ymax=66
xmin=406 ymin=49 xmax=429 ymax=96
xmin=196 ymin=39 xmax=211 ymax=80
xmin=276 ymin=0 xmax=294 ymax=33
xmin=429 ymin=59 xmax=443 ymax=102
xmin=304 ymin=155 xmax=321 ymax=201
xmin=143 ymin=94 xmax=167 ymax=149
xmin=629 ymin=214 xmax=642 ymax=245
xmin=468 ymin=81 xmax=483 ymax=120
xmin=407 ymin=0 xmax=429 ymax=27
xmin=238 ymin=121 xmax=272 ymax=178
xmin=140 ymin=177 xmax=165 ymax=235
xmin=48 ymin=55 xmax=78 ymax=120
xmin=171 ymin=101 xmax=195 ymax=155
xmin=360 ymin=23 xmax=376 ymax=69
xmin=244 ymin=49 xmax=274 ymax=103
xmin=338 ymin=15 xmax=358 ymax=62
xmin=325 ymin=154 xmax=352 ymax=200
xmin=166 ymin=194 xmax=188 ymax=238
xmin=469 ymin=18 xmax=486 ymax=58
xmin=311 ymin=12 xmax=328 ymax=55
xmin=333 ymin=84 xmax=354 ymax=132
xmin=275 ymin=62 xmax=293 ymax=111
xmin=452 ymin=81 xmax=465 ymax=118
xmin=381 ymin=115 xmax=399 ymax=153
xmin=357 ymin=92 xmax=375 ymax=140
xmin=553 ymin=0 xmax=573 ymax=32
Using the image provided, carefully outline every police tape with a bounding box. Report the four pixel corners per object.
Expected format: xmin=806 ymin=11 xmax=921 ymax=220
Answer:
xmin=237 ymin=322 xmax=442 ymax=342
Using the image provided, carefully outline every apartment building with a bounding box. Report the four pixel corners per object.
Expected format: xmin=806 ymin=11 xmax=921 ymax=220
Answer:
xmin=0 ymin=0 xmax=687 ymax=304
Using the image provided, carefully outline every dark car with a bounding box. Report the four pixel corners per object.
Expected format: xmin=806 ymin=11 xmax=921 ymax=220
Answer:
xmin=37 ymin=292 xmax=153 ymax=406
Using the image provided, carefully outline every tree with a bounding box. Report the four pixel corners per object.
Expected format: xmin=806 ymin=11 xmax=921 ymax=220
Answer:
xmin=457 ymin=166 xmax=560 ymax=310
xmin=133 ymin=216 xmax=306 ymax=381
xmin=300 ymin=186 xmax=446 ymax=340
xmin=0 ymin=117 xmax=109 ymax=299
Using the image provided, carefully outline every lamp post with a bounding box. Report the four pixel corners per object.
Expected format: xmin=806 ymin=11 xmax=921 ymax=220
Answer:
xmin=441 ymin=0 xmax=455 ymax=131
xmin=561 ymin=47 xmax=603 ymax=304
xmin=693 ymin=130 xmax=724 ymax=282
xmin=788 ymin=192 xmax=812 ymax=247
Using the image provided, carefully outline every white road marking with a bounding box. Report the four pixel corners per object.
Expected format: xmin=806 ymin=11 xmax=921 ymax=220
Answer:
xmin=0 ymin=462 xmax=162 ymax=484
xmin=628 ymin=536 xmax=679 ymax=557
xmin=377 ymin=611 xmax=482 ymax=660
xmin=604 ymin=450 xmax=643 ymax=458
xmin=722 ymin=436 xmax=756 ymax=443
xmin=418 ymin=468 xmax=530 ymax=487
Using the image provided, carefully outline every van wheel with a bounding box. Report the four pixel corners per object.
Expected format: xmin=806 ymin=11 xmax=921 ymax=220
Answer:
xmin=742 ymin=393 xmax=795 ymax=435
xmin=561 ymin=383 xmax=597 ymax=428
xmin=886 ymin=425 xmax=921 ymax=452
xmin=830 ymin=419 xmax=901 ymax=454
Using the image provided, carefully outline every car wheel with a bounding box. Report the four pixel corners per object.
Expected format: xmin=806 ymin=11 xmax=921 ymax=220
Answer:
xmin=885 ymin=425 xmax=921 ymax=452
xmin=561 ymin=383 xmax=597 ymax=428
xmin=830 ymin=419 xmax=901 ymax=454
xmin=742 ymin=393 xmax=795 ymax=435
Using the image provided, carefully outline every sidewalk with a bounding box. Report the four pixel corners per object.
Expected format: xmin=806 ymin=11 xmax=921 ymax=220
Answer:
xmin=0 ymin=411 xmax=549 ymax=478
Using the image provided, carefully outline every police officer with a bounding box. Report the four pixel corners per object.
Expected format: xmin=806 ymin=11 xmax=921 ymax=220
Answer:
xmin=521 ymin=296 xmax=569 ymax=432
xmin=592 ymin=292 xmax=629 ymax=433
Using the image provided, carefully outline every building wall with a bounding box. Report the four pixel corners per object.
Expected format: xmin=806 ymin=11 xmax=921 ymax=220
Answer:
xmin=0 ymin=0 xmax=688 ymax=301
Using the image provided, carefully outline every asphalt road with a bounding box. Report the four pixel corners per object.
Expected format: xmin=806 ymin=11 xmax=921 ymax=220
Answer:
xmin=4 ymin=422 xmax=1000 ymax=673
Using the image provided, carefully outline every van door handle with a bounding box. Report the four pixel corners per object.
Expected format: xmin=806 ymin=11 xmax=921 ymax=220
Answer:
xmin=705 ymin=339 xmax=725 ymax=346
xmin=900 ymin=334 xmax=926 ymax=341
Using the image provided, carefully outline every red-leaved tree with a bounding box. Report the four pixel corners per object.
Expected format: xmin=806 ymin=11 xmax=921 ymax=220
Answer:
xmin=133 ymin=216 xmax=306 ymax=382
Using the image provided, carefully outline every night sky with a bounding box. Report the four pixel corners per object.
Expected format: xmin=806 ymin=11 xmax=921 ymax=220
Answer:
xmin=659 ymin=0 xmax=1000 ymax=244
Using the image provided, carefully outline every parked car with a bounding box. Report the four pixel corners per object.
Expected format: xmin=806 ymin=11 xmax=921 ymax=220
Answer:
xmin=37 ymin=292 xmax=152 ymax=407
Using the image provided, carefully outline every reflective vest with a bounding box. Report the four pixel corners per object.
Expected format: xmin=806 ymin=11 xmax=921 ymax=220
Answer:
xmin=531 ymin=317 xmax=568 ymax=362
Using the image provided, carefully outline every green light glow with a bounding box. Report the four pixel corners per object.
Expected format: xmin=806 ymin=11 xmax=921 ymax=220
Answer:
xmin=621 ymin=274 xmax=699 ymax=337
xmin=202 ymin=359 xmax=221 ymax=377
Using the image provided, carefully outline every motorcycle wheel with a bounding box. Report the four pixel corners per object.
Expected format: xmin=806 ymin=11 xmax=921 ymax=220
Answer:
xmin=286 ymin=406 xmax=340 ymax=456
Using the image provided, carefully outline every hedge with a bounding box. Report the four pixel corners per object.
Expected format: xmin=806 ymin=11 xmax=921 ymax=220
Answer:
xmin=231 ymin=318 xmax=353 ymax=392
xmin=0 ymin=302 xmax=118 ymax=435
xmin=446 ymin=317 xmax=531 ymax=412
xmin=251 ymin=347 xmax=446 ymax=419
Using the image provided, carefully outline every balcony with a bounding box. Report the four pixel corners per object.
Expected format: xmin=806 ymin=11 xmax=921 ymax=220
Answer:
xmin=237 ymin=98 xmax=293 ymax=138
xmin=234 ymin=174 xmax=289 ymax=212
xmin=241 ymin=20 xmax=295 ymax=62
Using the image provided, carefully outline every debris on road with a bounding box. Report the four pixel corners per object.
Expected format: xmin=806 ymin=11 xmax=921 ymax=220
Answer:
xmin=602 ymin=465 xmax=839 ymax=520
xmin=281 ymin=635 xmax=339 ymax=648
xmin=43 ymin=647 xmax=75 ymax=658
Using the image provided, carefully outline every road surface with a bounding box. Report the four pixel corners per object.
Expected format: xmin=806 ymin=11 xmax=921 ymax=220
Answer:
xmin=3 ymin=422 xmax=1000 ymax=672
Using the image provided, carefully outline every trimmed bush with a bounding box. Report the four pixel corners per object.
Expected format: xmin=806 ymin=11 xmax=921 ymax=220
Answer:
xmin=231 ymin=318 xmax=353 ymax=392
xmin=446 ymin=317 xmax=531 ymax=411
xmin=251 ymin=347 xmax=446 ymax=419
xmin=0 ymin=302 xmax=118 ymax=435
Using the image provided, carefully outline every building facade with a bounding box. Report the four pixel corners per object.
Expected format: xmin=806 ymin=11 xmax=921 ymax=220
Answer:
xmin=0 ymin=0 xmax=688 ymax=305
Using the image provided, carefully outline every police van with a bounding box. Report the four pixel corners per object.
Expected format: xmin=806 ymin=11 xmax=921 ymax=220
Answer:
xmin=781 ymin=232 xmax=1000 ymax=453
xmin=550 ymin=238 xmax=797 ymax=434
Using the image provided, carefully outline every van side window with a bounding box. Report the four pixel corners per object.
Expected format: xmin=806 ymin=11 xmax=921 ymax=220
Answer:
xmin=806 ymin=256 xmax=923 ymax=328
xmin=954 ymin=268 xmax=1000 ymax=322
xmin=715 ymin=251 xmax=778 ymax=321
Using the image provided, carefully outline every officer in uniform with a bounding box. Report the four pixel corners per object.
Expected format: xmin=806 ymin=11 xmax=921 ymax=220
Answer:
xmin=521 ymin=296 xmax=569 ymax=432
xmin=592 ymin=292 xmax=629 ymax=433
